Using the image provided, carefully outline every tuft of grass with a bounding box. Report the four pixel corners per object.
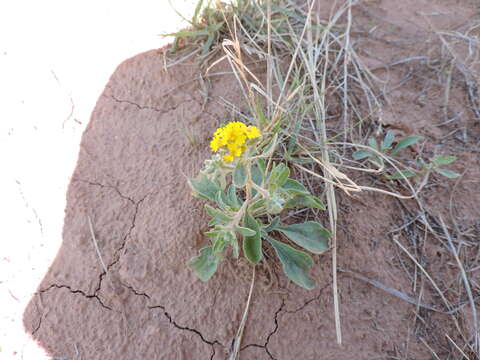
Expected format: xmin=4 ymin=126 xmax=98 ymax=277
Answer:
xmin=165 ymin=0 xmax=226 ymax=56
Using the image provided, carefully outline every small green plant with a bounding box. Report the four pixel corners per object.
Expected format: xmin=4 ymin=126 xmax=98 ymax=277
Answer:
xmin=353 ymin=130 xmax=460 ymax=181
xmin=426 ymin=156 xmax=460 ymax=178
xmin=188 ymin=121 xmax=330 ymax=289
xmin=352 ymin=130 xmax=422 ymax=166
xmin=389 ymin=155 xmax=460 ymax=180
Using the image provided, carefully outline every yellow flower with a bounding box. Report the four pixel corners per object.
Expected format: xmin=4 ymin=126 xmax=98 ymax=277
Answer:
xmin=223 ymin=153 xmax=235 ymax=162
xmin=210 ymin=137 xmax=221 ymax=152
xmin=246 ymin=126 xmax=261 ymax=139
xmin=210 ymin=121 xmax=261 ymax=162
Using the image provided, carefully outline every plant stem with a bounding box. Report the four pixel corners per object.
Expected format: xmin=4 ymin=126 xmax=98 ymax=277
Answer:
xmin=251 ymin=182 xmax=270 ymax=198
xmin=245 ymin=159 xmax=253 ymax=201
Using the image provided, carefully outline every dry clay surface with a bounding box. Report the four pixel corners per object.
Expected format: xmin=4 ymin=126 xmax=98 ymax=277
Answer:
xmin=22 ymin=49 xmax=426 ymax=359
xmin=24 ymin=0 xmax=479 ymax=359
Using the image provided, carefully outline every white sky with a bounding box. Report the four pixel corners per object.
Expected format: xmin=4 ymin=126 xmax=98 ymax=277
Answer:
xmin=0 ymin=1 xmax=196 ymax=358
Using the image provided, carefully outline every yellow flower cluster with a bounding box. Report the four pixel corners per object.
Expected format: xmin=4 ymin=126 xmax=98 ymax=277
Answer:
xmin=210 ymin=121 xmax=261 ymax=162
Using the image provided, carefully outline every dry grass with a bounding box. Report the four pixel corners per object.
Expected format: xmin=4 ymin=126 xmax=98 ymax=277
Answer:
xmin=165 ymin=0 xmax=480 ymax=358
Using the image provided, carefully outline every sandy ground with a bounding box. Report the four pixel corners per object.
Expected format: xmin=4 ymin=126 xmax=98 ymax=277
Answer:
xmin=0 ymin=1 xmax=194 ymax=358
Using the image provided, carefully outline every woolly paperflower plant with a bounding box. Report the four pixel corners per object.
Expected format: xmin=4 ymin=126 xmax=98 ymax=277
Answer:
xmin=188 ymin=119 xmax=331 ymax=290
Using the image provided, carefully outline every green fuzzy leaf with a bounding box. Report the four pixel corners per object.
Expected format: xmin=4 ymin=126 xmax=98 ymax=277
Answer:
xmin=267 ymin=238 xmax=315 ymax=289
xmin=243 ymin=213 xmax=262 ymax=264
xmin=282 ymin=178 xmax=309 ymax=195
xmin=264 ymin=216 xmax=280 ymax=232
xmin=390 ymin=136 xmax=422 ymax=155
xmin=212 ymin=236 xmax=227 ymax=253
xmin=215 ymin=191 xmax=231 ymax=211
xmin=188 ymin=246 xmax=219 ymax=281
xmin=368 ymin=137 xmax=379 ymax=150
xmin=284 ymin=194 xmax=326 ymax=210
xmin=250 ymin=198 xmax=266 ymax=212
xmin=227 ymin=231 xmax=240 ymax=258
xmin=251 ymin=163 xmax=264 ymax=197
xmin=387 ymin=170 xmax=416 ymax=180
xmin=204 ymin=229 xmax=220 ymax=238
xmin=235 ymin=226 xmax=257 ymax=237
xmin=434 ymin=168 xmax=460 ymax=178
xmin=432 ymin=156 xmax=457 ymax=166
xmin=382 ymin=130 xmax=395 ymax=149
xmin=256 ymin=158 xmax=266 ymax=176
xmin=227 ymin=186 xmax=241 ymax=210
xmin=266 ymin=193 xmax=285 ymax=214
xmin=233 ymin=162 xmax=247 ymax=188
xmin=205 ymin=204 xmax=232 ymax=225
xmin=270 ymin=163 xmax=290 ymax=187
xmin=353 ymin=150 xmax=371 ymax=160
xmin=189 ymin=175 xmax=220 ymax=201
xmin=252 ymin=163 xmax=264 ymax=186
xmin=276 ymin=221 xmax=330 ymax=254
xmin=216 ymin=187 xmax=240 ymax=211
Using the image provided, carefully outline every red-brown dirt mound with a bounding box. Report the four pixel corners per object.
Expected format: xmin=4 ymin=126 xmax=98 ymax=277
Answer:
xmin=18 ymin=48 xmax=432 ymax=359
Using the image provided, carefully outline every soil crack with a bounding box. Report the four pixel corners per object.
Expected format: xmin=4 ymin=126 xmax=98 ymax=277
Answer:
xmin=148 ymin=304 xmax=222 ymax=360
xmin=109 ymin=94 xmax=196 ymax=115
xmin=73 ymin=179 xmax=135 ymax=204
xmin=31 ymin=313 xmax=43 ymax=336
xmin=37 ymin=187 xmax=147 ymax=313
xmin=109 ymin=194 xmax=147 ymax=264
xmin=121 ymin=282 xmax=151 ymax=300
xmin=94 ymin=194 xmax=148 ymax=297
xmin=241 ymin=300 xmax=285 ymax=360
xmin=120 ymin=285 xmax=219 ymax=360
xmin=285 ymin=283 xmax=330 ymax=314
xmin=39 ymin=284 xmax=112 ymax=310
